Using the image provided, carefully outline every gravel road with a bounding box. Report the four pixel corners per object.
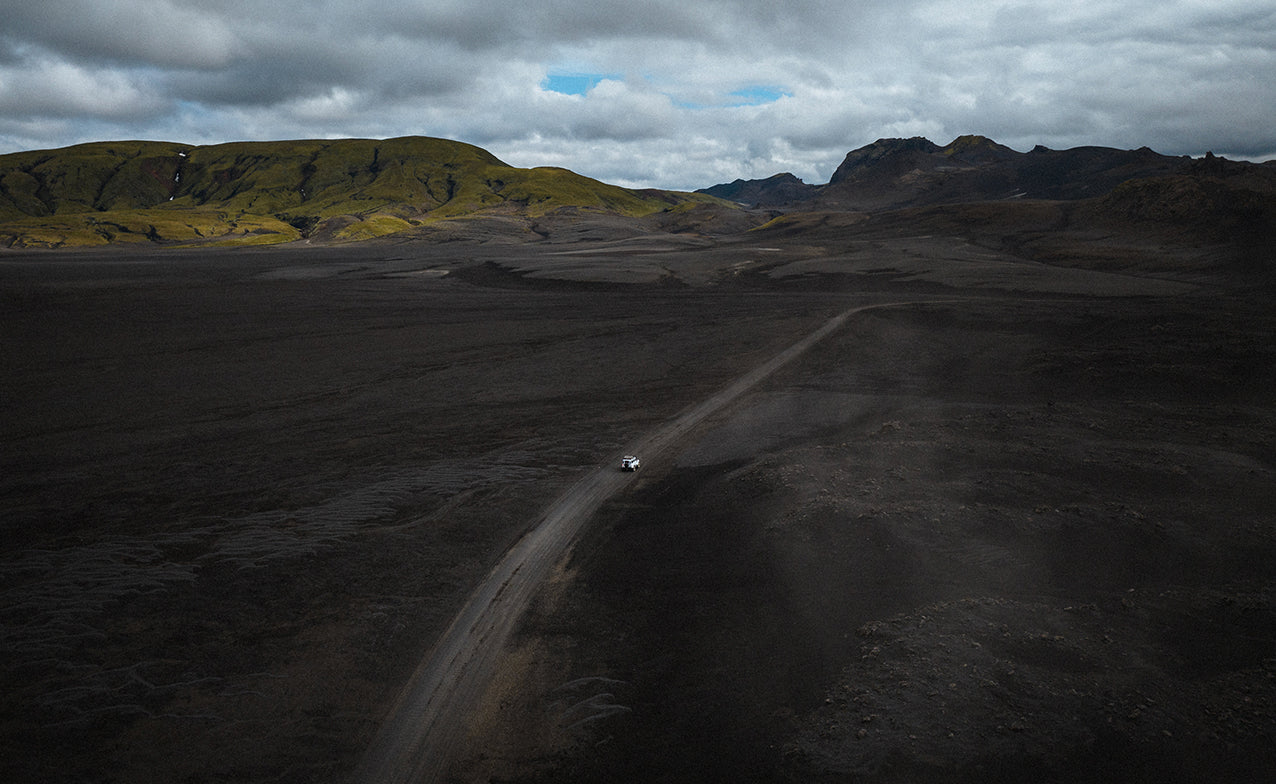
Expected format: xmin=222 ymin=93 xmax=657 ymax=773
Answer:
xmin=353 ymin=302 xmax=916 ymax=784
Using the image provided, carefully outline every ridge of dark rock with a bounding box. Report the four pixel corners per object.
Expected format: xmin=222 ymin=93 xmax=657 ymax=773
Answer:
xmin=699 ymin=136 xmax=1244 ymax=211
xmin=696 ymin=172 xmax=817 ymax=208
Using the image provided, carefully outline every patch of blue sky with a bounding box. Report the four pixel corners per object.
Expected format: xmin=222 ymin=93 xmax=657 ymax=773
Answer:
xmin=542 ymin=73 xmax=620 ymax=96
xmin=728 ymin=86 xmax=789 ymax=106
xmin=672 ymin=86 xmax=791 ymax=110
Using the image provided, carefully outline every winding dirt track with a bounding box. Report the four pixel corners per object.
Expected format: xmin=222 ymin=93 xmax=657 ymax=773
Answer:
xmin=353 ymin=302 xmax=911 ymax=784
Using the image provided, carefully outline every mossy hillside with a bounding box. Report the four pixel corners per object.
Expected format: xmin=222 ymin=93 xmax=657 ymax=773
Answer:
xmin=328 ymin=214 xmax=413 ymax=242
xmin=170 ymin=137 xmax=509 ymax=217
xmin=0 ymin=208 xmax=301 ymax=248
xmin=411 ymin=166 xmax=671 ymax=221
xmin=0 ymin=141 xmax=192 ymax=219
xmin=0 ymin=136 xmax=697 ymax=246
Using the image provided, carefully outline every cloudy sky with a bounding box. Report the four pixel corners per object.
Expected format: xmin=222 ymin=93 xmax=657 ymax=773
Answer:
xmin=1 ymin=0 xmax=1273 ymax=190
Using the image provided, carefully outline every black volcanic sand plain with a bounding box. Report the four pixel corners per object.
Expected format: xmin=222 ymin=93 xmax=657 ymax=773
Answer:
xmin=1 ymin=221 xmax=1274 ymax=784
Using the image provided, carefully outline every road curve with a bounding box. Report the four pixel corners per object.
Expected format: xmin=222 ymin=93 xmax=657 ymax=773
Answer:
xmin=352 ymin=301 xmax=910 ymax=784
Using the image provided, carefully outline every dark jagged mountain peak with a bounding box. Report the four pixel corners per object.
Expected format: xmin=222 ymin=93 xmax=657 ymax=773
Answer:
xmin=697 ymin=172 xmax=818 ymax=207
xmin=704 ymin=135 xmax=1216 ymax=211
xmin=828 ymin=137 xmax=944 ymax=185
xmin=941 ymin=134 xmax=1019 ymax=165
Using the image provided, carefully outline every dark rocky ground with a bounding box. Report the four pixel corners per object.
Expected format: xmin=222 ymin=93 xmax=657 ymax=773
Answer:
xmin=1 ymin=220 xmax=1273 ymax=783
xmin=493 ymin=293 xmax=1275 ymax=784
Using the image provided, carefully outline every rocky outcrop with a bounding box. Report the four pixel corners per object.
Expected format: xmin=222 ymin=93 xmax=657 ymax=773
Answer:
xmin=696 ymin=172 xmax=818 ymax=207
xmin=701 ymin=136 xmax=1206 ymax=211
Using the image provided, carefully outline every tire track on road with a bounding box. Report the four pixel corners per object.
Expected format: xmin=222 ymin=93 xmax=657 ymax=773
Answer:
xmin=353 ymin=300 xmax=924 ymax=784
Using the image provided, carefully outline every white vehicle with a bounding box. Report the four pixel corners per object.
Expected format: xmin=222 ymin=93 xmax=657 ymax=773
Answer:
xmin=620 ymin=455 xmax=641 ymax=471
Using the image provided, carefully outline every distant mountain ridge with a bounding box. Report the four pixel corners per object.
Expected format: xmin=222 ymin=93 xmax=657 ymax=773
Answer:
xmin=700 ymin=135 xmax=1269 ymax=211
xmin=0 ymin=136 xmax=716 ymax=248
xmin=3 ymin=133 xmax=1274 ymax=249
xmin=693 ymin=172 xmax=820 ymax=209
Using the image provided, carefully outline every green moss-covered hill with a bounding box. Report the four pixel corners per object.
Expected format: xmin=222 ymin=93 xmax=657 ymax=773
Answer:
xmin=0 ymin=136 xmax=705 ymax=248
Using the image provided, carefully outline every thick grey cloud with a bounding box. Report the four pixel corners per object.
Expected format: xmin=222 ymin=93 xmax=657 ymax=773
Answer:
xmin=0 ymin=0 xmax=1272 ymax=190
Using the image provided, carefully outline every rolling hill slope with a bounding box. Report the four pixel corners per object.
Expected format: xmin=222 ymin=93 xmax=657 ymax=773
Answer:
xmin=0 ymin=137 xmax=706 ymax=248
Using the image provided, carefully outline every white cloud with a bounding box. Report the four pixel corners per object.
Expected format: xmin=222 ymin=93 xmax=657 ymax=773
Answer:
xmin=285 ymin=87 xmax=364 ymax=123
xmin=0 ymin=0 xmax=240 ymax=69
xmin=0 ymin=58 xmax=164 ymax=119
xmin=0 ymin=0 xmax=1273 ymax=189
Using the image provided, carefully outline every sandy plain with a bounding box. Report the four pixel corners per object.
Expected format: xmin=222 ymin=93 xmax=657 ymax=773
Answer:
xmin=1 ymin=219 xmax=1273 ymax=783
